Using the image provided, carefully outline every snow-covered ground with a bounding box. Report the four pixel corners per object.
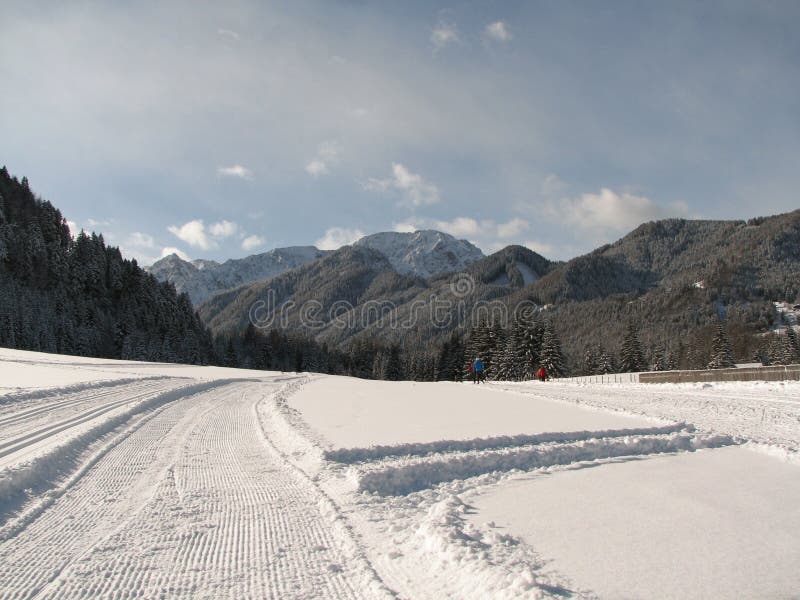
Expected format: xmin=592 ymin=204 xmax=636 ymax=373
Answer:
xmin=1 ymin=349 xmax=799 ymax=598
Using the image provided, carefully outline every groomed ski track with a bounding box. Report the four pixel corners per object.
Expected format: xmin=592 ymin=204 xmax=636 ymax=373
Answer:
xmin=0 ymin=377 xmax=392 ymax=600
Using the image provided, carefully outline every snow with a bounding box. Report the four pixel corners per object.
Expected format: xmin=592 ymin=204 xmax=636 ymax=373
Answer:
xmin=491 ymin=379 xmax=800 ymax=452
xmin=289 ymin=376 xmax=654 ymax=448
xmin=354 ymin=230 xmax=484 ymax=278
xmin=2 ymin=348 xmax=799 ymax=599
xmin=516 ymin=262 xmax=539 ymax=285
xmin=773 ymin=300 xmax=800 ymax=334
xmin=148 ymin=245 xmax=328 ymax=304
xmin=467 ymin=446 xmax=800 ymax=600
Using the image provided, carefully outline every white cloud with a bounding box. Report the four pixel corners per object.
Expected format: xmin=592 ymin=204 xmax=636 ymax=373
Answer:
xmin=305 ymin=159 xmax=329 ymax=177
xmin=209 ymin=220 xmax=238 ymax=238
xmin=393 ymin=217 xmax=426 ymax=233
xmin=127 ymin=232 xmax=155 ymax=248
xmin=305 ymin=140 xmax=341 ymax=177
xmin=433 ymin=217 xmax=480 ymax=237
xmin=431 ymin=23 xmax=459 ymax=49
xmin=167 ymin=219 xmax=214 ymax=250
xmin=160 ymin=246 xmax=191 ymax=261
xmin=365 ymin=163 xmax=440 ymax=207
xmin=66 ymin=220 xmax=78 ymax=235
xmin=217 ymin=165 xmax=253 ymax=179
xmin=523 ymin=240 xmax=554 ymax=256
xmin=496 ymin=217 xmax=529 ymax=238
xmin=315 ymin=227 xmax=365 ymax=250
xmin=86 ymin=218 xmax=111 ymax=228
xmin=549 ymin=188 xmax=690 ymax=235
xmin=541 ymin=173 xmax=567 ymax=197
xmin=217 ymin=28 xmax=240 ymax=41
xmin=485 ymin=21 xmax=512 ymax=42
xmin=241 ymin=234 xmax=265 ymax=251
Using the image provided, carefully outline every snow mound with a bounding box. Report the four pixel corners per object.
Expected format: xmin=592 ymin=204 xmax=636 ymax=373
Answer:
xmin=354 ymin=431 xmax=735 ymax=496
xmin=325 ymin=422 xmax=693 ymax=463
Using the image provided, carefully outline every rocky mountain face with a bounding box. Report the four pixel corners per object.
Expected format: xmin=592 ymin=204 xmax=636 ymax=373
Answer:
xmin=148 ymin=246 xmax=329 ymax=304
xmin=198 ymin=243 xmax=554 ymax=345
xmin=353 ymin=230 xmax=484 ymax=278
xmin=149 ymin=230 xmax=485 ymax=304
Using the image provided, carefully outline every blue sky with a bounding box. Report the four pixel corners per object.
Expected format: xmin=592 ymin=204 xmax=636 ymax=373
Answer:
xmin=2 ymin=1 xmax=798 ymax=264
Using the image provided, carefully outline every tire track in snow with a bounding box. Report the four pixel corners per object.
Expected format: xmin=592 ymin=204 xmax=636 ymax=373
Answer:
xmin=0 ymin=379 xmax=385 ymax=599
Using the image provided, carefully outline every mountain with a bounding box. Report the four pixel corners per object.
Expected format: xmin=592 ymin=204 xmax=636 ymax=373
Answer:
xmin=148 ymin=246 xmax=329 ymax=304
xmin=199 ymin=210 xmax=800 ymax=373
xmin=149 ymin=230 xmax=483 ymax=304
xmin=198 ymin=243 xmax=553 ymax=345
xmin=529 ymin=212 xmax=800 ymax=304
xmin=353 ymin=230 xmax=484 ymax=278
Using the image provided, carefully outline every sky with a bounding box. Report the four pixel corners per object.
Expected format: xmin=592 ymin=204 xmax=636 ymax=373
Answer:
xmin=1 ymin=1 xmax=798 ymax=265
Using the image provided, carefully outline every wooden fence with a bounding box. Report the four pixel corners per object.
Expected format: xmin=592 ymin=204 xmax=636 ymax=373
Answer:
xmin=562 ymin=365 xmax=800 ymax=384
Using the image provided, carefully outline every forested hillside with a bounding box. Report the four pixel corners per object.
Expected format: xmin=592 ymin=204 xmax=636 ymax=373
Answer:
xmin=202 ymin=211 xmax=800 ymax=377
xmin=0 ymin=168 xmax=215 ymax=363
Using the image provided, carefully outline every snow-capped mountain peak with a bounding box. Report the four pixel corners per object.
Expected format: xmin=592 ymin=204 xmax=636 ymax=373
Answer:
xmin=353 ymin=230 xmax=484 ymax=278
xmin=148 ymin=246 xmax=329 ymax=304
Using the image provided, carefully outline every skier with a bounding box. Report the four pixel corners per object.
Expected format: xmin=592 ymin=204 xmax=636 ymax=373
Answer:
xmin=473 ymin=357 xmax=486 ymax=384
xmin=536 ymin=365 xmax=548 ymax=382
xmin=466 ymin=362 xmax=475 ymax=383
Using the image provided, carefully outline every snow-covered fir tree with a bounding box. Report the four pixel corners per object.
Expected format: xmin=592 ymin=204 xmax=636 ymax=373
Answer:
xmin=707 ymin=321 xmax=736 ymax=369
xmin=582 ymin=346 xmax=598 ymax=375
xmin=619 ymin=322 xmax=645 ymax=373
xmin=784 ymin=327 xmax=800 ymax=364
xmin=539 ymin=321 xmax=566 ymax=377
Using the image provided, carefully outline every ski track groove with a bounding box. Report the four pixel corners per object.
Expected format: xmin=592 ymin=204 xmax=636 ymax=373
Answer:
xmin=0 ymin=378 xmax=172 ymax=433
xmin=0 ymin=379 xmax=369 ymax=600
xmin=0 ymin=382 xmax=188 ymax=466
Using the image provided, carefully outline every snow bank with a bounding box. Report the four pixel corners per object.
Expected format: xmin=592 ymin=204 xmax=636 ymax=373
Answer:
xmin=355 ymin=432 xmax=734 ymax=496
xmin=325 ymin=422 xmax=692 ymax=463
xmin=0 ymin=375 xmax=170 ymax=407
xmin=413 ymin=495 xmax=590 ymax=600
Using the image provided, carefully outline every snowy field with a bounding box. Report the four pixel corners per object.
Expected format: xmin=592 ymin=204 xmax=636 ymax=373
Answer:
xmin=1 ymin=349 xmax=799 ymax=599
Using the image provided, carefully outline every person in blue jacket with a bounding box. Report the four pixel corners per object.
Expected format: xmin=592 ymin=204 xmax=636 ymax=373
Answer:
xmin=472 ymin=357 xmax=486 ymax=384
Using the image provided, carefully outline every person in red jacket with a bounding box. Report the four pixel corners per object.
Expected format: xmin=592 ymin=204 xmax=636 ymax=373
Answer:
xmin=536 ymin=365 xmax=548 ymax=382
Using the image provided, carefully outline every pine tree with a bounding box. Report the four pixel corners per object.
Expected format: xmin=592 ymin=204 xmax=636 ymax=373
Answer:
xmin=707 ymin=321 xmax=736 ymax=369
xmin=619 ymin=322 xmax=645 ymax=373
xmin=598 ymin=347 xmax=615 ymax=374
xmin=650 ymin=344 xmax=667 ymax=371
xmin=539 ymin=321 xmax=566 ymax=377
xmin=785 ymin=327 xmax=800 ymax=364
xmin=582 ymin=346 xmax=598 ymax=375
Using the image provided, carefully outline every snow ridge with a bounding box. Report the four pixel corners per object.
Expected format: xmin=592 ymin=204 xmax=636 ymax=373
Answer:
xmin=353 ymin=431 xmax=735 ymax=496
xmin=354 ymin=230 xmax=484 ymax=278
xmin=325 ymin=422 xmax=693 ymax=463
xmin=148 ymin=246 xmax=328 ymax=304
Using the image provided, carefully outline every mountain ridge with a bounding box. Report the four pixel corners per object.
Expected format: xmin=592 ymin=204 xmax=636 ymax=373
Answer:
xmin=149 ymin=230 xmax=485 ymax=304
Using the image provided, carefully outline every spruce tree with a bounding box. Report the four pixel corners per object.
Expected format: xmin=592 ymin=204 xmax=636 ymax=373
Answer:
xmin=707 ymin=321 xmax=736 ymax=369
xmin=582 ymin=346 xmax=598 ymax=375
xmin=785 ymin=327 xmax=800 ymax=364
xmin=619 ymin=322 xmax=645 ymax=373
xmin=539 ymin=321 xmax=566 ymax=377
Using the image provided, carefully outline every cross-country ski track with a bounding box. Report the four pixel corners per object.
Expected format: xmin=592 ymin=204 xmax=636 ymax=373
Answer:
xmin=0 ymin=373 xmax=390 ymax=600
xmin=1 ymin=349 xmax=799 ymax=599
